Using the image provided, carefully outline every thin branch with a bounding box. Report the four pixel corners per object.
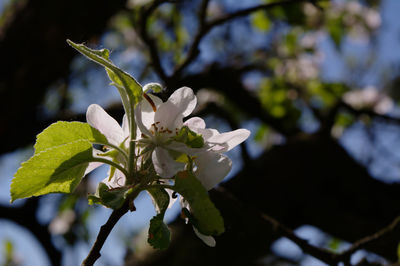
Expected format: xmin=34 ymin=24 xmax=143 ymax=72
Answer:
xmin=137 ymin=0 xmax=170 ymax=82
xmin=173 ymin=0 xmax=308 ymax=77
xmin=336 ymin=216 xmax=400 ymax=264
xmin=81 ymin=202 xmax=130 ymax=266
xmin=217 ymin=186 xmax=400 ymax=265
xmin=198 ymin=0 xmax=210 ymax=28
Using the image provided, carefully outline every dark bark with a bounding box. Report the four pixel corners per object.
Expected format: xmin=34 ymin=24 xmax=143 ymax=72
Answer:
xmin=0 ymin=0 xmax=127 ymax=155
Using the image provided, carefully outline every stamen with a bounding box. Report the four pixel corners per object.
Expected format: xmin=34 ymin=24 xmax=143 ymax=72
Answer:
xmin=143 ymin=93 xmax=157 ymax=112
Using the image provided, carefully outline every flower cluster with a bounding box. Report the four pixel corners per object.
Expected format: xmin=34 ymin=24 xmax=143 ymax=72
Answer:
xmin=10 ymin=41 xmax=251 ymax=253
xmin=85 ymin=86 xmax=250 ymax=245
xmin=86 ymin=86 xmax=249 ymax=190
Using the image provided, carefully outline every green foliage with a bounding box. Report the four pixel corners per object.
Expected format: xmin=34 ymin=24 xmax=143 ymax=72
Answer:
xmin=10 ymin=140 xmax=93 ymax=202
xmin=173 ymin=171 xmax=224 ymax=236
xmin=148 ymin=187 xmax=170 ymax=215
xmin=2 ymin=239 xmax=14 ymax=266
xmin=147 ymin=187 xmax=171 ymax=249
xmin=307 ymin=82 xmax=348 ymax=109
xmin=148 ymin=214 xmax=171 ymax=249
xmin=254 ymin=124 xmax=269 ymax=143
xmin=259 ymin=78 xmax=301 ymax=121
xmin=35 ymin=121 xmax=108 ymax=153
xmin=252 ymin=10 xmax=271 ymax=32
xmin=66 ymin=40 xmax=143 ymax=122
xmin=335 ymin=112 xmax=354 ymax=128
xmin=397 ymin=241 xmax=400 ymax=262
xmin=326 ymin=15 xmax=345 ymax=48
xmin=88 ymin=183 xmax=130 ymax=209
xmin=174 ymin=126 xmax=204 ymax=148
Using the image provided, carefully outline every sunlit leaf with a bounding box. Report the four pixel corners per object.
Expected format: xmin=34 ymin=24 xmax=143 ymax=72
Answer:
xmin=11 ymin=140 xmax=93 ymax=202
xmin=67 ymin=40 xmax=143 ymax=122
xmin=35 ymin=121 xmax=108 ymax=153
xmin=252 ymin=10 xmax=271 ymax=32
xmin=173 ymin=171 xmax=224 ymax=236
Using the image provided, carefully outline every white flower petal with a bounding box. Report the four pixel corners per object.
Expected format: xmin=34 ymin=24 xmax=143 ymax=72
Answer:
xmin=193 ymin=227 xmax=216 ymax=247
xmin=168 ymin=141 xmax=205 ymax=156
xmin=208 ymin=129 xmax=250 ymax=152
xmin=122 ymin=114 xmax=129 ymax=137
xmin=154 ymin=101 xmax=184 ymax=131
xmin=86 ymin=104 xmax=125 ymax=146
xmin=195 ymin=153 xmax=232 ymax=190
xmin=153 ymin=87 xmax=196 ymax=131
xmin=168 ymin=87 xmax=197 ymax=117
xmin=140 ymin=94 xmax=163 ymax=129
xmin=196 ymin=128 xmax=220 ymax=141
xmin=142 ymin=93 xmax=163 ymax=112
xmin=152 ymin=147 xmax=185 ymax=178
xmin=103 ymin=168 xmax=126 ymax=189
xmin=84 ymin=162 xmax=103 ymax=176
xmin=134 ymin=104 xmax=152 ymax=136
xmin=184 ymin=117 xmax=206 ymax=129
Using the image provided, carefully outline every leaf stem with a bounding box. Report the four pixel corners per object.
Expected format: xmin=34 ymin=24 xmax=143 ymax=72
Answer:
xmin=93 ymin=142 xmax=129 ymax=162
xmin=92 ymin=158 xmax=129 ymax=178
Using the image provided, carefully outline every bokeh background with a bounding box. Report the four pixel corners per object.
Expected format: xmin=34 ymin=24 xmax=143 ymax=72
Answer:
xmin=1 ymin=0 xmax=400 ymax=265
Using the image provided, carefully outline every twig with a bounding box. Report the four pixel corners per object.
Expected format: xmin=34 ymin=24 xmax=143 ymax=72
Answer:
xmin=138 ymin=0 xmax=170 ymax=82
xmin=335 ymin=216 xmax=400 ymax=264
xmin=258 ymin=212 xmax=337 ymax=264
xmin=173 ymin=0 xmax=308 ymax=77
xmin=216 ymin=186 xmax=400 ymax=265
xmin=81 ymin=202 xmax=130 ymax=266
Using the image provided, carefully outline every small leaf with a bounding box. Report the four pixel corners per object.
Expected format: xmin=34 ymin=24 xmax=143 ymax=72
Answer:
xmin=147 ymin=187 xmax=170 ymax=215
xmin=252 ymin=10 xmax=271 ymax=32
xmin=88 ymin=182 xmax=129 ymax=209
xmin=174 ymin=126 xmax=204 ymax=148
xmin=67 ymin=40 xmax=143 ymax=117
xmin=147 ymin=187 xmax=171 ymax=249
xmin=143 ymin=83 xmax=163 ymax=93
xmin=148 ymin=213 xmax=171 ymax=249
xmin=35 ymin=121 xmax=108 ymax=153
xmin=10 ymin=140 xmax=93 ymax=202
xmin=397 ymin=241 xmax=400 ymax=262
xmin=173 ymin=171 xmax=224 ymax=236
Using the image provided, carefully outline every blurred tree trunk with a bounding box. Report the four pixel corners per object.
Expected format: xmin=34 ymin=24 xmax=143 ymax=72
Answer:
xmin=0 ymin=0 xmax=126 ymax=155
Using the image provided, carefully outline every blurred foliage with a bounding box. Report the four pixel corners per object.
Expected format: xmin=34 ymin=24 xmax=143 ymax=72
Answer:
xmin=2 ymin=0 xmax=399 ymax=265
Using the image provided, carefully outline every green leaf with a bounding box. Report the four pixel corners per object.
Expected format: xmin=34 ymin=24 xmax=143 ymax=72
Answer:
xmin=173 ymin=171 xmax=224 ymax=236
xmin=10 ymin=140 xmax=93 ymax=202
xmin=147 ymin=187 xmax=171 ymax=249
xmin=148 ymin=213 xmax=171 ymax=249
xmin=252 ymin=10 xmax=271 ymax=32
xmin=35 ymin=121 xmax=108 ymax=153
xmin=66 ymin=40 xmax=143 ymax=122
xmin=88 ymin=182 xmax=129 ymax=209
xmin=397 ymin=241 xmax=400 ymax=262
xmin=174 ymin=126 xmax=204 ymax=148
xmin=147 ymin=187 xmax=170 ymax=215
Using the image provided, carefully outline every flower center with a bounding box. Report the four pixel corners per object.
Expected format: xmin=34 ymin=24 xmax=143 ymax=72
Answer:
xmin=148 ymin=121 xmax=178 ymax=145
